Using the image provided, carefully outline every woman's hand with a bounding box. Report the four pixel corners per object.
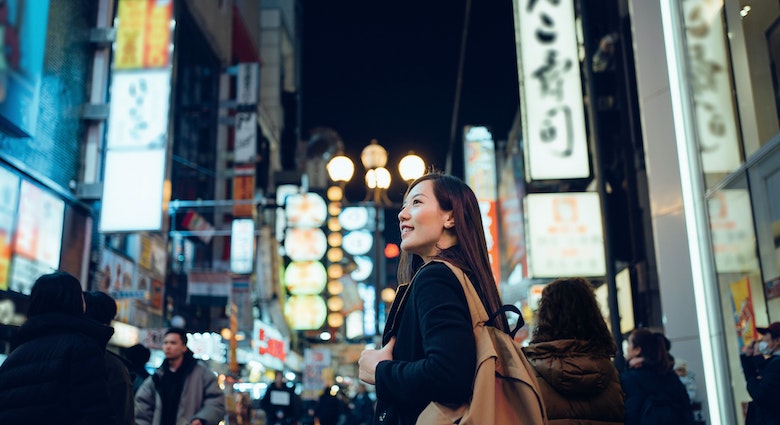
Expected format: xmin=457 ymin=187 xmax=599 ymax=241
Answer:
xmin=628 ymin=355 xmax=645 ymax=369
xmin=358 ymin=337 xmax=396 ymax=385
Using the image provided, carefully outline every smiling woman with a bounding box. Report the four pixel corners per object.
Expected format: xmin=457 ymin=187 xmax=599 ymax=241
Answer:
xmin=357 ymin=172 xmax=510 ymax=425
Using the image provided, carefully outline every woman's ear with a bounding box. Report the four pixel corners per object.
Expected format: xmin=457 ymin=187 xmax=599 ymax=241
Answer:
xmin=444 ymin=214 xmax=455 ymax=229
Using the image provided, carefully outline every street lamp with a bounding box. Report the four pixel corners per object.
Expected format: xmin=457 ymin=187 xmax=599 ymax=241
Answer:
xmin=325 ymin=139 xmax=425 ymax=340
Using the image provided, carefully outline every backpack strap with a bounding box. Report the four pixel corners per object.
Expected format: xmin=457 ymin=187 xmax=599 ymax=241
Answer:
xmin=432 ymin=260 xmax=490 ymax=327
xmin=433 ymin=260 xmax=520 ymax=337
xmin=487 ymin=304 xmax=524 ymax=338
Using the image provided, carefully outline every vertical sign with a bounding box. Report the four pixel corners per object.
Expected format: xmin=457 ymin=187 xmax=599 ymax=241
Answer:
xmin=681 ymin=0 xmax=740 ymax=173
xmin=230 ymin=219 xmax=255 ymax=274
xmin=463 ymin=126 xmax=501 ymax=284
xmin=101 ymin=0 xmax=174 ymax=232
xmin=516 ymin=0 xmax=590 ymax=180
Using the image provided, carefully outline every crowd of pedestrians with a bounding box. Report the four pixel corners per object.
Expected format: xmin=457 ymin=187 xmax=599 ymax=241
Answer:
xmin=0 ymin=172 xmax=778 ymax=425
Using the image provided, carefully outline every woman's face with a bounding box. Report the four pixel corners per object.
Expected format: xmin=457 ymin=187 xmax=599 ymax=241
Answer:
xmin=398 ymin=180 xmax=454 ymax=261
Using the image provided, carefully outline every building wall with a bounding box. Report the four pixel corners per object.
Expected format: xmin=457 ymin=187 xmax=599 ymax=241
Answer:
xmin=185 ymin=0 xmax=232 ymax=66
xmin=0 ymin=0 xmax=94 ymax=193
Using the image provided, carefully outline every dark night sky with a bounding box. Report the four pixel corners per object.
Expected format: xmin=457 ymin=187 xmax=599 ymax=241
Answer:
xmin=300 ymin=0 xmax=520 ymax=201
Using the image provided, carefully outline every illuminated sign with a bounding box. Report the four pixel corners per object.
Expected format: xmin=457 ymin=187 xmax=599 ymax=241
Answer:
xmin=285 ymin=193 xmax=327 ymax=228
xmin=463 ymin=126 xmax=501 ymax=283
xmin=230 ymin=219 xmax=255 ymax=274
xmin=516 ymin=0 xmax=590 ymax=180
xmin=284 ymin=295 xmax=327 ymax=330
xmin=13 ymin=181 xmax=64 ymax=270
xmin=283 ymin=261 xmax=327 ymax=295
xmin=102 ymin=0 xmax=174 ymax=232
xmin=285 ymin=228 xmax=327 ymax=261
xmin=0 ymin=167 xmax=20 ymax=290
xmin=526 ymin=193 xmax=606 ymax=277
xmin=339 ymin=207 xmax=370 ymax=231
xmin=342 ymin=230 xmax=373 ymax=256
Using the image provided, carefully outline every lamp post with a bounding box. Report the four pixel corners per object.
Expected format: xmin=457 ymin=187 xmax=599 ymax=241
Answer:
xmin=326 ymin=139 xmax=425 ymax=339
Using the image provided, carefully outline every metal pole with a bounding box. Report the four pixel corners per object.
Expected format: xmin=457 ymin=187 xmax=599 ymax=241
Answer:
xmin=373 ymin=186 xmax=385 ymax=337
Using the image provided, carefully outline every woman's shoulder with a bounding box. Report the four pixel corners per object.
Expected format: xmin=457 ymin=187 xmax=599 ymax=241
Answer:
xmin=412 ymin=261 xmax=465 ymax=297
xmin=413 ymin=261 xmax=460 ymax=285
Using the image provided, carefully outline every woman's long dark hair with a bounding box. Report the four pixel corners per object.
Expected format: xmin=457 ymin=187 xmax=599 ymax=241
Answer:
xmin=630 ymin=327 xmax=672 ymax=373
xmin=531 ymin=277 xmax=617 ymax=356
xmin=397 ymin=172 xmax=508 ymax=332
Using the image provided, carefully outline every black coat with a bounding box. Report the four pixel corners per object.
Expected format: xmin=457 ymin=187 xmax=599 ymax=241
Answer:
xmin=741 ymin=354 xmax=780 ymax=425
xmin=0 ymin=312 xmax=114 ymax=425
xmin=621 ymin=366 xmax=693 ymax=425
xmin=374 ymin=262 xmax=476 ymax=425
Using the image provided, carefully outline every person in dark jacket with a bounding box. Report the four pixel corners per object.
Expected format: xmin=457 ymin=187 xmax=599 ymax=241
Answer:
xmin=350 ymin=384 xmax=374 ymax=425
xmin=621 ymin=328 xmax=694 ymax=425
xmin=315 ymin=385 xmax=346 ymax=425
xmin=126 ymin=342 xmax=152 ymax=394
xmin=260 ymin=370 xmax=301 ymax=425
xmin=523 ymin=277 xmax=624 ymax=424
xmin=740 ymin=322 xmax=780 ymax=425
xmin=358 ymin=173 xmax=511 ymax=425
xmin=84 ymin=290 xmax=134 ymax=425
xmin=0 ymin=271 xmax=113 ymax=425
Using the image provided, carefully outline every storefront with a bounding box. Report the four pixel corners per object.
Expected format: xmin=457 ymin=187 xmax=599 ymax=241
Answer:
xmin=630 ymin=1 xmax=780 ymax=424
xmin=0 ymin=162 xmax=94 ymax=353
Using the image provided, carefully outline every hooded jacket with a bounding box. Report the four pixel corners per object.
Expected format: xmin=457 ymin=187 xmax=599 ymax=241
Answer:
xmin=134 ymin=350 xmax=225 ymax=425
xmin=0 ymin=312 xmax=114 ymax=425
xmin=524 ymin=339 xmax=624 ymax=425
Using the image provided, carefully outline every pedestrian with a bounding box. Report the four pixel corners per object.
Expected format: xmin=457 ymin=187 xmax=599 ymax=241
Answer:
xmin=126 ymin=342 xmax=152 ymax=394
xmin=0 ymin=271 xmax=113 ymax=424
xmin=84 ymin=290 xmax=135 ymax=425
xmin=260 ymin=370 xmax=300 ymax=425
xmin=134 ymin=327 xmax=225 ymax=425
xmin=523 ymin=277 xmax=624 ymax=424
xmin=350 ymin=384 xmax=374 ymax=425
xmin=316 ymin=385 xmax=345 ymax=425
xmin=740 ymin=322 xmax=780 ymax=425
xmin=358 ymin=172 xmax=510 ymax=425
xmin=673 ymin=358 xmax=697 ymax=404
xmin=621 ymin=328 xmax=694 ymax=425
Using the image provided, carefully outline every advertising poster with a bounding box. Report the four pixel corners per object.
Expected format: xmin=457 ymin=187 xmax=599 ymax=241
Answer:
xmin=0 ymin=0 xmax=51 ymax=137
xmin=99 ymin=249 xmax=136 ymax=322
xmin=13 ymin=180 xmax=64 ymax=270
xmin=730 ymin=277 xmax=758 ymax=350
xmin=303 ymin=347 xmax=331 ymax=400
xmin=526 ymin=193 xmax=606 ymax=277
xmin=0 ymin=167 xmax=19 ymax=290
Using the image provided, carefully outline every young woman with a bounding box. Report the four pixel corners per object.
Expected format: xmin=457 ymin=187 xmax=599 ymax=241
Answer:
xmin=523 ymin=277 xmax=624 ymax=424
xmin=358 ymin=172 xmax=508 ymax=425
xmin=621 ymin=328 xmax=694 ymax=425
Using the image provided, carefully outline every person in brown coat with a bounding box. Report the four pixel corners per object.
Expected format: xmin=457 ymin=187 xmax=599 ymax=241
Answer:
xmin=523 ymin=277 xmax=624 ymax=425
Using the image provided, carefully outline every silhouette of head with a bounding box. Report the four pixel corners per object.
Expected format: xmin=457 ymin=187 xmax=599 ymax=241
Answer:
xmin=83 ymin=291 xmax=118 ymax=325
xmin=27 ymin=272 xmax=84 ymax=317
